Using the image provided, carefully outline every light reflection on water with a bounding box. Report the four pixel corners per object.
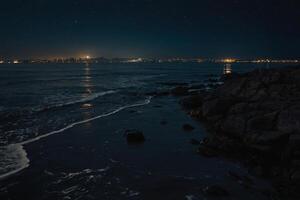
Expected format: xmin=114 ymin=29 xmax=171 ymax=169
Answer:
xmin=81 ymin=63 xmax=94 ymax=120
xmin=223 ymin=63 xmax=232 ymax=75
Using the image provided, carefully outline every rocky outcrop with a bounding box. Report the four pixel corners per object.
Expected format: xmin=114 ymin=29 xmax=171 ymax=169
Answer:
xmin=181 ymin=66 xmax=300 ymax=198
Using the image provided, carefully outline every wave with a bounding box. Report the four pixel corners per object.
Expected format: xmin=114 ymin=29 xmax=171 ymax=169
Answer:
xmin=34 ymin=90 xmax=117 ymax=112
xmin=0 ymin=97 xmax=152 ymax=180
xmin=0 ymin=144 xmax=29 ymax=180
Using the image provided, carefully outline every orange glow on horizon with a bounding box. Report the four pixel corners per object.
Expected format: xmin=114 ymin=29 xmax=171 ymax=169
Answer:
xmin=223 ymin=58 xmax=236 ymax=63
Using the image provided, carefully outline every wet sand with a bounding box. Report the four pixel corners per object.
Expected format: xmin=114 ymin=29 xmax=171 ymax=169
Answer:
xmin=0 ymin=96 xmax=272 ymax=200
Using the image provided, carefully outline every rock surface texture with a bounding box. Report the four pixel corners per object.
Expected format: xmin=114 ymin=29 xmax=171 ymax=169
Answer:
xmin=180 ymin=66 xmax=300 ymax=199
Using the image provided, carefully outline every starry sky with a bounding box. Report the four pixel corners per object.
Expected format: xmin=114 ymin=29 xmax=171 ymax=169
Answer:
xmin=1 ymin=0 xmax=300 ymax=59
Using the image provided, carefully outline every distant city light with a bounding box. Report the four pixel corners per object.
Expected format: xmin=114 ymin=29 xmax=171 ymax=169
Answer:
xmin=223 ymin=58 xmax=236 ymax=63
xmin=0 ymin=57 xmax=298 ymax=64
xmin=126 ymin=58 xmax=143 ymax=63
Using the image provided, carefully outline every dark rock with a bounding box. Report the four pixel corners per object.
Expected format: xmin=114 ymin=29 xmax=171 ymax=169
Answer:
xmin=179 ymin=66 xmax=300 ymax=198
xmin=249 ymin=144 xmax=272 ymax=154
xmin=291 ymin=160 xmax=300 ymax=167
xmin=190 ymin=139 xmax=200 ymax=145
xmin=125 ymin=129 xmax=145 ymax=143
xmin=228 ymin=102 xmax=248 ymax=114
xmin=182 ymin=124 xmax=195 ymax=131
xmin=170 ymin=86 xmax=189 ymax=96
xmin=289 ymin=134 xmax=300 ymax=149
xmin=290 ymin=171 xmax=300 ymax=182
xmin=227 ymin=171 xmax=242 ymax=181
xmin=202 ymin=97 xmax=237 ymax=117
xmin=249 ymin=165 xmax=264 ymax=177
xmin=294 ymin=151 xmax=300 ymax=157
xmin=227 ymin=171 xmax=254 ymax=185
xmin=220 ymin=114 xmax=246 ymax=136
xmin=247 ymin=112 xmax=278 ymax=131
xmin=278 ymin=107 xmax=300 ymax=133
xmin=203 ymin=185 xmax=229 ymax=196
xmin=197 ymin=146 xmax=217 ymax=157
xmin=180 ymin=94 xmax=204 ymax=110
xmin=160 ymin=120 xmax=167 ymax=125
xmin=255 ymin=131 xmax=289 ymax=145
xmin=199 ymin=137 xmax=209 ymax=145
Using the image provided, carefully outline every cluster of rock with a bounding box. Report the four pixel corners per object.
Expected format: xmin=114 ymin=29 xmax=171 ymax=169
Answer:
xmin=180 ymin=67 xmax=300 ymax=198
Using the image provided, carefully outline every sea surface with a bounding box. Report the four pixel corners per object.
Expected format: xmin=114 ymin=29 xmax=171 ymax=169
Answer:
xmin=0 ymin=62 xmax=292 ymax=199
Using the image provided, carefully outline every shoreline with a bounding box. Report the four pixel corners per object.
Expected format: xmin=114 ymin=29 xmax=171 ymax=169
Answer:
xmin=0 ymin=95 xmax=273 ymax=200
xmin=0 ymin=97 xmax=152 ymax=181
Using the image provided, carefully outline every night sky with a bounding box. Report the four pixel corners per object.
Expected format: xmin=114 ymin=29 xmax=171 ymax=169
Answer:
xmin=1 ymin=0 xmax=300 ymax=59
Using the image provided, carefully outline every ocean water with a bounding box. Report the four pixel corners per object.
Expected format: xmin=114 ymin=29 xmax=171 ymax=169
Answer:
xmin=0 ymin=62 xmax=290 ymax=199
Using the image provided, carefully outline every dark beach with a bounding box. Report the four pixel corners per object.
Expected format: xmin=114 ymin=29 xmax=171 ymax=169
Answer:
xmin=1 ymin=95 xmax=273 ymax=200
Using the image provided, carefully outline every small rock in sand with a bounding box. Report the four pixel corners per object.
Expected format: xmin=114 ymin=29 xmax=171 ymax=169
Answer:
xmin=125 ymin=129 xmax=145 ymax=143
xmin=160 ymin=120 xmax=167 ymax=125
xmin=183 ymin=124 xmax=195 ymax=131
xmin=190 ymin=139 xmax=200 ymax=145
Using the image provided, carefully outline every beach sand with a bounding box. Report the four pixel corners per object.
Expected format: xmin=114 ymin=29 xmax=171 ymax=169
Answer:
xmin=0 ymin=96 xmax=272 ymax=200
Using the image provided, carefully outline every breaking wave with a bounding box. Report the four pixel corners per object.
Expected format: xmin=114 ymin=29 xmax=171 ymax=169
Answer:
xmin=0 ymin=97 xmax=152 ymax=180
xmin=33 ymin=90 xmax=117 ymax=112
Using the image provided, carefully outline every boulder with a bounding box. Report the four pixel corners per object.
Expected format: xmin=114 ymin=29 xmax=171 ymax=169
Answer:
xmin=189 ymin=109 xmax=203 ymax=119
xmin=125 ymin=129 xmax=145 ymax=143
xmin=160 ymin=120 xmax=167 ymax=125
xmin=190 ymin=139 xmax=200 ymax=145
xmin=180 ymin=94 xmax=204 ymax=110
xmin=197 ymin=146 xmax=218 ymax=157
xmin=182 ymin=124 xmax=195 ymax=131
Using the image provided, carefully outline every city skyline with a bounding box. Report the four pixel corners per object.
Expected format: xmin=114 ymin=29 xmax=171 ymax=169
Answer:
xmin=0 ymin=55 xmax=299 ymax=65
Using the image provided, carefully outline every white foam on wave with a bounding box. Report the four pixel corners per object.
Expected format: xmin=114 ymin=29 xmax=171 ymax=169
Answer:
xmin=0 ymin=97 xmax=152 ymax=180
xmin=0 ymin=144 xmax=29 ymax=180
xmin=34 ymin=90 xmax=117 ymax=112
